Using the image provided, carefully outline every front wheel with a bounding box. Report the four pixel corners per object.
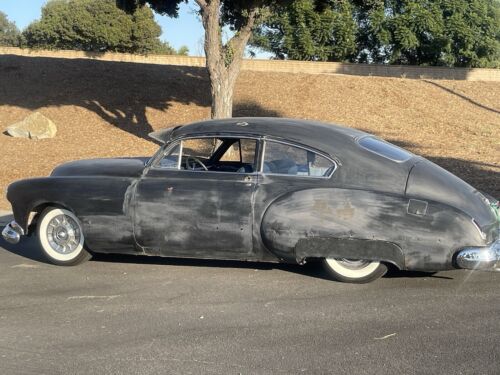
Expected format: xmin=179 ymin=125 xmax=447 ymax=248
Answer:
xmin=37 ymin=207 xmax=91 ymax=266
xmin=322 ymin=258 xmax=387 ymax=283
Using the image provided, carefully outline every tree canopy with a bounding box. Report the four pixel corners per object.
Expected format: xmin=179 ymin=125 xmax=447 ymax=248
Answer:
xmin=23 ymin=0 xmax=187 ymax=55
xmin=251 ymin=0 xmax=357 ymax=61
xmin=0 ymin=11 xmax=21 ymax=47
xmin=252 ymin=0 xmax=500 ymax=68
xmin=117 ymin=0 xmax=306 ymax=118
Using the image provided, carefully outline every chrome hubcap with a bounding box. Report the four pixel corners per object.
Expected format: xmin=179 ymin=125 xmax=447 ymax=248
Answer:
xmin=46 ymin=214 xmax=81 ymax=254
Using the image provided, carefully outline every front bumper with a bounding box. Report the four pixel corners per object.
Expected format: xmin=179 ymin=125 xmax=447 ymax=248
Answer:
xmin=456 ymin=240 xmax=500 ymax=270
xmin=1 ymin=221 xmax=24 ymax=244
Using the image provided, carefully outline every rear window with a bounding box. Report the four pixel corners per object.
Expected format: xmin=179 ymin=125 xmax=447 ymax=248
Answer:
xmin=358 ymin=137 xmax=412 ymax=162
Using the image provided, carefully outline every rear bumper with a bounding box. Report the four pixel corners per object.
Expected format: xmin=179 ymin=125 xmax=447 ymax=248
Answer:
xmin=456 ymin=240 xmax=500 ymax=270
xmin=1 ymin=221 xmax=24 ymax=244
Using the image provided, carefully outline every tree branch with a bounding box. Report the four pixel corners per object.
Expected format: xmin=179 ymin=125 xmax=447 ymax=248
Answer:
xmin=227 ymin=7 xmax=259 ymax=64
xmin=193 ymin=0 xmax=207 ymax=11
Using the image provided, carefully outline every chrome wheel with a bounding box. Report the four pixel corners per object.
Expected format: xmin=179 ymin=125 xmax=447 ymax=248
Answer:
xmin=37 ymin=207 xmax=90 ymax=266
xmin=46 ymin=214 xmax=81 ymax=255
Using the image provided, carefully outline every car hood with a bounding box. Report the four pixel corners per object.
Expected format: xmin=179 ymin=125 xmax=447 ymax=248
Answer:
xmin=50 ymin=157 xmax=149 ymax=178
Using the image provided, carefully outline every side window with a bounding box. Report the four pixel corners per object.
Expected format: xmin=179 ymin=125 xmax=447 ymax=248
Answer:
xmin=156 ymin=137 xmax=259 ymax=173
xmin=263 ymin=141 xmax=334 ymax=177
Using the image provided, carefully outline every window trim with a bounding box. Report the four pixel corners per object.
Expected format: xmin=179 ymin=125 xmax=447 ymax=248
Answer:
xmin=260 ymin=138 xmax=338 ymax=179
xmin=150 ymin=135 xmax=261 ymax=175
xmin=149 ymin=134 xmax=338 ymax=179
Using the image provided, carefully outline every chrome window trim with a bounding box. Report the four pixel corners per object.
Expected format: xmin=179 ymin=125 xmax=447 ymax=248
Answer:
xmin=177 ymin=140 xmax=183 ymax=170
xmin=260 ymin=138 xmax=338 ymax=179
xmin=150 ymin=134 xmax=339 ymax=179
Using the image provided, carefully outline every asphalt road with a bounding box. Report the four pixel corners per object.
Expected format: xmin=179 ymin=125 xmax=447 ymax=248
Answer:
xmin=1 ymin=234 xmax=499 ymax=375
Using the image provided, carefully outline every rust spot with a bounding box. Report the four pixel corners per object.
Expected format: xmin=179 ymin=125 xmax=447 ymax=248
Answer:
xmin=313 ymin=199 xmax=333 ymax=216
xmin=337 ymin=202 xmax=355 ymax=220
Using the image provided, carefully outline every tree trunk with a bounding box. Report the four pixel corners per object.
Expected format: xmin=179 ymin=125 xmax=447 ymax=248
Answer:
xmin=209 ymin=66 xmax=236 ymax=119
xmin=198 ymin=0 xmax=257 ymax=119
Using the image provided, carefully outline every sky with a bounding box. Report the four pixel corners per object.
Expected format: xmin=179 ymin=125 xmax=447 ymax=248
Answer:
xmin=0 ymin=0 xmax=207 ymax=56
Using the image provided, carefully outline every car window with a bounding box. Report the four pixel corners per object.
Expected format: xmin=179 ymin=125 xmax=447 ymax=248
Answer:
xmin=263 ymin=141 xmax=335 ymax=177
xmin=220 ymin=139 xmax=257 ymax=164
xmin=358 ymin=137 xmax=412 ymax=162
xmin=156 ymin=137 xmax=258 ymax=173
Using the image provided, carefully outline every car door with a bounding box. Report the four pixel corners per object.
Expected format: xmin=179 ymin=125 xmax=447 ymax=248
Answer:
xmin=133 ymin=136 xmax=259 ymax=259
xmin=252 ymin=139 xmax=338 ymax=261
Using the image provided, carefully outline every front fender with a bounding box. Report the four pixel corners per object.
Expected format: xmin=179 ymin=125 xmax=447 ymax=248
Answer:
xmin=6 ymin=176 xmax=136 ymax=236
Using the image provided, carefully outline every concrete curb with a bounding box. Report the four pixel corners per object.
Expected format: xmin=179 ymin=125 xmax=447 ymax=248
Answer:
xmin=0 ymin=210 xmax=13 ymax=226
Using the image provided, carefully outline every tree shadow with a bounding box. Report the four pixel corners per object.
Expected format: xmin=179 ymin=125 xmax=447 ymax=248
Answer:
xmin=0 ymin=55 xmax=285 ymax=142
xmin=233 ymin=100 xmax=282 ymax=117
xmin=0 ymin=54 xmax=212 ymax=141
xmin=424 ymin=80 xmax=500 ymax=115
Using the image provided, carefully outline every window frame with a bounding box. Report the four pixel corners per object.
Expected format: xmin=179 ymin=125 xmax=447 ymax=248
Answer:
xmin=150 ymin=134 xmax=261 ymax=175
xmin=260 ymin=138 xmax=338 ymax=179
xmin=149 ymin=134 xmax=338 ymax=180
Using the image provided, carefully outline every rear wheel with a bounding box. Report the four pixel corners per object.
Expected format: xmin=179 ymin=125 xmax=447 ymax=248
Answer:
xmin=37 ymin=207 xmax=91 ymax=266
xmin=322 ymin=258 xmax=387 ymax=283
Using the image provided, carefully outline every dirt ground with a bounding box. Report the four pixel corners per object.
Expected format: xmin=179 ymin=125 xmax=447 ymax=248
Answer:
xmin=0 ymin=54 xmax=498 ymax=209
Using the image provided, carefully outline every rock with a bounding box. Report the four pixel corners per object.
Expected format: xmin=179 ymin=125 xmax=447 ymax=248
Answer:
xmin=6 ymin=112 xmax=57 ymax=139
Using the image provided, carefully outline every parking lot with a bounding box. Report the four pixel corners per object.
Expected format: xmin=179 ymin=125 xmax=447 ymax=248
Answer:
xmin=1 ymin=234 xmax=499 ymax=375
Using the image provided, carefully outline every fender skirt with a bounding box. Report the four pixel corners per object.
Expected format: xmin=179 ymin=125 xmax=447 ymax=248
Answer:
xmin=295 ymin=237 xmax=405 ymax=269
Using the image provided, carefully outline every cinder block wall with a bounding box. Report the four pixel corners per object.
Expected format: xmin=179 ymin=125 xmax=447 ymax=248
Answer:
xmin=1 ymin=47 xmax=498 ymax=81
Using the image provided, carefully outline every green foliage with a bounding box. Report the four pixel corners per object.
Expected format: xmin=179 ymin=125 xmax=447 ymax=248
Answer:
xmin=23 ymin=0 xmax=180 ymax=54
xmin=254 ymin=0 xmax=500 ymax=67
xmin=252 ymin=0 xmax=357 ymax=61
xmin=356 ymin=0 xmax=500 ymax=67
xmin=0 ymin=11 xmax=21 ymax=47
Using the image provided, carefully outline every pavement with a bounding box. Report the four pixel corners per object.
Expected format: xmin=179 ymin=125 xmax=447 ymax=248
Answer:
xmin=0 ymin=232 xmax=499 ymax=375
xmin=0 ymin=210 xmax=13 ymax=226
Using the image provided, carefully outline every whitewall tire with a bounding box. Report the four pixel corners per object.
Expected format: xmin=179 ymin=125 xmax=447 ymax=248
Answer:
xmin=37 ymin=207 xmax=91 ymax=266
xmin=322 ymin=258 xmax=387 ymax=283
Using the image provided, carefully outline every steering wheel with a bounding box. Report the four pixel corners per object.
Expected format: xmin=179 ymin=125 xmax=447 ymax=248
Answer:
xmin=185 ymin=156 xmax=208 ymax=171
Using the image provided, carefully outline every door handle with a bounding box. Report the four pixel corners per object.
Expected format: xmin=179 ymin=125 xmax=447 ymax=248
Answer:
xmin=243 ymin=176 xmax=253 ymax=183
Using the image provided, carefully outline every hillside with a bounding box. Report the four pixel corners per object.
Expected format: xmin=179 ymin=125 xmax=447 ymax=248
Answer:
xmin=0 ymin=54 xmax=499 ymax=210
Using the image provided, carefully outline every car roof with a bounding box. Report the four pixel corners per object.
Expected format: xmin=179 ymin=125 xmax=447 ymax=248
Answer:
xmin=149 ymin=117 xmax=368 ymax=155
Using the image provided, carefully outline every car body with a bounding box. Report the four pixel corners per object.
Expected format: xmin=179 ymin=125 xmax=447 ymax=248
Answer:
xmin=3 ymin=117 xmax=499 ymax=282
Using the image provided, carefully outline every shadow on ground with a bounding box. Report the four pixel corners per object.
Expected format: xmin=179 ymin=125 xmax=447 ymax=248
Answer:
xmin=0 ymin=230 xmax=452 ymax=282
xmin=1 ymin=55 xmax=210 ymax=141
xmin=424 ymin=80 xmax=500 ymax=115
xmin=0 ymin=55 xmax=282 ymax=142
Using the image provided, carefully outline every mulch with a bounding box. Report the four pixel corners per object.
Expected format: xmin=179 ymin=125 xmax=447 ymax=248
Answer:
xmin=0 ymin=54 xmax=498 ymax=209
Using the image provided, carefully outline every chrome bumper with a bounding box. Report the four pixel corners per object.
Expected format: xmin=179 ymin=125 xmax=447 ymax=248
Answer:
xmin=456 ymin=240 xmax=500 ymax=270
xmin=1 ymin=221 xmax=24 ymax=244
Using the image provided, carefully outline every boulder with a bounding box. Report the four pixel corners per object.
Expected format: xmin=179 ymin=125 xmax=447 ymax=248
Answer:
xmin=6 ymin=112 xmax=57 ymax=140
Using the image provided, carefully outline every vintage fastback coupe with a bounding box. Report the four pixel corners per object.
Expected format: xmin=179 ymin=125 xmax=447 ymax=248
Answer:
xmin=2 ymin=118 xmax=499 ymax=283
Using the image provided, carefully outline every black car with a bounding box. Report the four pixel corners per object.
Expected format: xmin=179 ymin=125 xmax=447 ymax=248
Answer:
xmin=3 ymin=118 xmax=499 ymax=283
